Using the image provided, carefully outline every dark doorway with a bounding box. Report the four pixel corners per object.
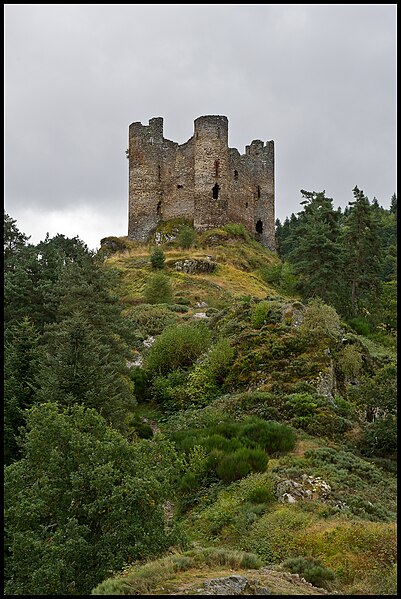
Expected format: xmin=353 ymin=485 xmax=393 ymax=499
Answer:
xmin=256 ymin=220 xmax=263 ymax=234
xmin=212 ymin=184 xmax=220 ymax=199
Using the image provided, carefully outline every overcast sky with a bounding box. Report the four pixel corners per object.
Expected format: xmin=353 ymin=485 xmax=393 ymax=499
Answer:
xmin=5 ymin=4 xmax=397 ymax=251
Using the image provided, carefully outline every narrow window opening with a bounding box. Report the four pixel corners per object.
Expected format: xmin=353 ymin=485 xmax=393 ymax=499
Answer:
xmin=156 ymin=201 xmax=162 ymax=215
xmin=257 ymin=185 xmax=261 ymax=199
xmin=214 ymin=160 xmax=220 ymax=178
xmin=177 ymin=184 xmax=183 ymax=189
xmin=234 ymin=169 xmax=239 ymax=180
xmin=245 ymin=202 xmax=248 ymax=208
xmin=212 ymin=184 xmax=220 ymax=199
xmin=158 ymin=165 xmax=161 ymax=181
xmin=217 ymin=128 xmax=220 ymax=138
xmin=256 ymin=220 xmax=263 ymax=234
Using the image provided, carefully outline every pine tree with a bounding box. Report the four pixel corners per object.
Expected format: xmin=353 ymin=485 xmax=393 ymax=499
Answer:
xmin=286 ymin=190 xmax=344 ymax=308
xmin=341 ymin=187 xmax=382 ymax=315
xmin=4 ymin=317 xmax=41 ymax=464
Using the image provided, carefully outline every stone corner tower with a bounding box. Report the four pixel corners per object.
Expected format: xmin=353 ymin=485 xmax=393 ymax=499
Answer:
xmin=127 ymin=115 xmax=275 ymax=249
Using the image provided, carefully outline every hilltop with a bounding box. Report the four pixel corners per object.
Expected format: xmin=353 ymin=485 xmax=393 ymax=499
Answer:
xmin=92 ymin=220 xmax=396 ymax=596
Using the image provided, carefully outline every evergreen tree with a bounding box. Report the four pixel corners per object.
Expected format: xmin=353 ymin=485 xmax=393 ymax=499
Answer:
xmin=150 ymin=246 xmax=166 ymax=269
xmin=4 ymin=211 xmax=30 ymax=269
xmin=35 ymin=312 xmax=135 ymax=431
xmin=285 ymin=190 xmax=344 ymax=308
xmin=341 ymin=187 xmax=382 ymax=316
xmin=5 ymin=403 xmax=182 ymax=595
xmin=4 ymin=318 xmax=41 ymax=464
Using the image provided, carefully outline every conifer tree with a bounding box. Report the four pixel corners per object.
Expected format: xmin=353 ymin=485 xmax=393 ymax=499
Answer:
xmin=285 ymin=190 xmax=344 ymax=308
xmin=341 ymin=186 xmax=382 ymax=315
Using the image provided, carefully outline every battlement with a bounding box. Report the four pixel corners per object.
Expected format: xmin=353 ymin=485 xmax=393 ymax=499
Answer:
xmin=128 ymin=116 xmax=275 ymax=249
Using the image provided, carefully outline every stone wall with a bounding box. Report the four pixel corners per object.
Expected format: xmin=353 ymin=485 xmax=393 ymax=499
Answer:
xmin=128 ymin=116 xmax=275 ymax=249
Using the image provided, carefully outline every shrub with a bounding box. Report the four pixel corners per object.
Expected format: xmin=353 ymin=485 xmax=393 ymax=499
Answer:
xmin=250 ymin=301 xmax=270 ymax=329
xmin=282 ymin=556 xmax=335 ymax=589
xmin=127 ymin=304 xmax=175 ymax=336
xmin=300 ymin=299 xmax=341 ymax=342
xmin=239 ymin=418 xmax=296 ymax=454
xmin=358 ymin=417 xmax=397 ymax=457
xmin=150 ymin=247 xmax=165 ymax=269
xmin=177 ymin=226 xmax=196 ymax=249
xmin=223 ymin=223 xmax=249 ymax=239
xmin=215 ymin=448 xmax=268 ymax=483
xmin=143 ymin=272 xmax=173 ymax=304
xmin=347 ymin=316 xmax=372 ymax=336
xmin=144 ymin=323 xmax=211 ymax=375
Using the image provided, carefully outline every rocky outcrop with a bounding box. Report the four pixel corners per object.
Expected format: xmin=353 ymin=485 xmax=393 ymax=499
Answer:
xmin=174 ymin=258 xmax=217 ymax=274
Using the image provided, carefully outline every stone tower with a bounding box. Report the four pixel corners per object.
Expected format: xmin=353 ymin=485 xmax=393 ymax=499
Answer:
xmin=128 ymin=115 xmax=275 ymax=249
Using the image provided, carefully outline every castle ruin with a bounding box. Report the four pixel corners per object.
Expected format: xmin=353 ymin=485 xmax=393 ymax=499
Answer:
xmin=128 ymin=115 xmax=275 ymax=249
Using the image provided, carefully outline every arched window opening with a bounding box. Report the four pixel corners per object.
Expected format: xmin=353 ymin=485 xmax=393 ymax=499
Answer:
xmin=212 ymin=184 xmax=220 ymax=200
xmin=256 ymin=220 xmax=263 ymax=234
xmin=245 ymin=202 xmax=248 ymax=208
xmin=214 ymin=160 xmax=220 ymax=178
xmin=156 ymin=201 xmax=162 ymax=215
xmin=257 ymin=185 xmax=261 ymax=199
xmin=234 ymin=169 xmax=239 ymax=180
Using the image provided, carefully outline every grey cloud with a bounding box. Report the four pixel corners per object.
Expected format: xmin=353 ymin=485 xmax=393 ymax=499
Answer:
xmin=5 ymin=4 xmax=396 ymax=245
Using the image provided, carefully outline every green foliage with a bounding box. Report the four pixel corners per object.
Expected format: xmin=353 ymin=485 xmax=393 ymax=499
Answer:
xmin=358 ymin=417 xmax=397 ymax=457
xmin=250 ymin=300 xmax=270 ymax=328
xmin=4 ymin=317 xmax=41 ymax=464
xmin=186 ymin=472 xmax=275 ymax=543
xmin=35 ymin=312 xmax=135 ymax=432
xmin=4 ymin=211 xmax=30 ymax=267
xmin=300 ymin=298 xmax=341 ymax=342
xmin=144 ymin=322 xmax=211 ymax=375
xmin=127 ymin=304 xmax=175 ymax=336
xmin=182 ymin=338 xmax=235 ymax=407
xmin=143 ymin=272 xmax=173 ymax=304
xmin=244 ymin=506 xmax=315 ymax=563
xmin=282 ymin=556 xmax=335 ymax=589
xmin=4 ymin=403 xmax=184 ymax=595
xmin=91 ymin=547 xmax=262 ymax=595
xmin=150 ymin=246 xmax=166 ymax=269
xmin=285 ymin=190 xmax=345 ymax=308
xmin=335 ymin=344 xmax=363 ymax=380
xmin=177 ymin=225 xmax=196 ymax=249
xmin=342 ymin=186 xmax=383 ymax=316
xmin=215 ymin=447 xmax=268 ymax=482
xmin=223 ymin=222 xmax=249 ymax=239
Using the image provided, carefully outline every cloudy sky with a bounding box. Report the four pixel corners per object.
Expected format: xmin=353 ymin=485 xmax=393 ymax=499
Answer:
xmin=5 ymin=4 xmax=397 ymax=251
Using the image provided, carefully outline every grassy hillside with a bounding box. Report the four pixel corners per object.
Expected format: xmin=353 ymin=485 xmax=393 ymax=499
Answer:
xmin=94 ymin=222 xmax=396 ymax=596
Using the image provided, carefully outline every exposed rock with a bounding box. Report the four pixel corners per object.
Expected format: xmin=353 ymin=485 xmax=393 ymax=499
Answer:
xmin=193 ymin=312 xmax=208 ymax=319
xmin=198 ymin=575 xmax=270 ymax=595
xmin=174 ymin=259 xmax=217 ymax=274
xmin=276 ymin=476 xmax=332 ymax=503
xmin=143 ymin=335 xmax=156 ymax=348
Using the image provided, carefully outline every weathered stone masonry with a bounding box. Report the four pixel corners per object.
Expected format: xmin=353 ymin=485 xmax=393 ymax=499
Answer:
xmin=128 ymin=115 xmax=275 ymax=249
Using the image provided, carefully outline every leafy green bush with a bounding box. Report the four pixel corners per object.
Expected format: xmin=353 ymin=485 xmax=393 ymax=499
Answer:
xmin=177 ymin=226 xmax=196 ymax=249
xmin=127 ymin=304 xmax=175 ymax=336
xmin=215 ymin=447 xmax=268 ymax=483
xmin=347 ymin=316 xmax=372 ymax=336
xmin=143 ymin=272 xmax=173 ymax=304
xmin=223 ymin=222 xmax=249 ymax=239
xmin=282 ymin=556 xmax=335 ymax=589
xmin=4 ymin=403 xmax=184 ymax=596
xmin=358 ymin=417 xmax=397 ymax=457
xmin=300 ymin=299 xmax=341 ymax=342
xmin=238 ymin=418 xmax=296 ymax=454
xmin=144 ymin=323 xmax=211 ymax=375
xmin=150 ymin=247 xmax=165 ymax=269
xmin=250 ymin=301 xmax=270 ymax=328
